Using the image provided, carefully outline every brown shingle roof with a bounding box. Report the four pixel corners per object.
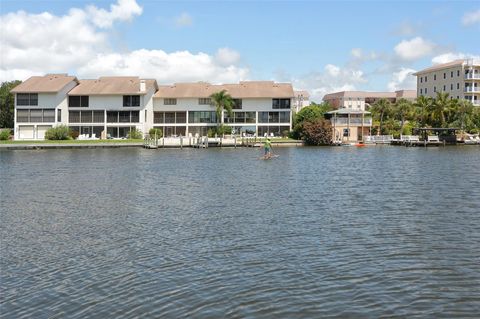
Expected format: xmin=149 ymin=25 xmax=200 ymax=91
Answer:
xmin=11 ymin=74 xmax=78 ymax=93
xmin=68 ymin=77 xmax=158 ymax=95
xmin=413 ymin=59 xmax=465 ymax=75
xmin=154 ymin=81 xmax=294 ymax=99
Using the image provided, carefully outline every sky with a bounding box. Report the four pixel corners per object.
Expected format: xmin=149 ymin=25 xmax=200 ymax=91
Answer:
xmin=1 ymin=0 xmax=479 ymax=100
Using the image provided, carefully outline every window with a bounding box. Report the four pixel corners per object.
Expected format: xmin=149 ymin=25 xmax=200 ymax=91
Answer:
xmin=17 ymin=109 xmax=29 ymax=122
xmin=457 ymin=83 xmax=460 ymax=90
xmin=434 ymin=86 xmax=436 ymax=93
xmin=420 ymin=88 xmax=423 ymax=94
xmin=16 ymin=109 xmax=55 ymax=122
xmin=164 ymin=112 xmax=175 ymax=123
xmin=232 ymin=99 xmax=242 ymax=109
xmin=457 ymin=70 xmax=460 ymax=77
xmin=43 ymin=109 xmax=55 ymax=122
xmin=272 ymin=98 xmax=290 ymax=109
xmin=176 ymin=112 xmax=186 ymax=123
xmin=451 ymin=71 xmax=453 ymax=78
xmin=188 ymin=111 xmax=216 ymax=123
xmin=434 ymin=74 xmax=436 ymax=81
xmin=81 ymin=110 xmax=92 ymax=123
xmin=154 ymin=112 xmax=164 ymax=123
xmin=17 ymin=93 xmax=38 ymax=106
xmin=69 ymin=96 xmax=89 ymax=107
xmin=164 ymin=98 xmax=177 ymax=105
xmin=93 ymin=111 xmax=104 ymax=123
xmin=420 ymin=77 xmax=423 ymax=83
xmin=425 ymin=88 xmax=428 ymax=94
xmin=443 ymin=85 xmax=446 ymax=91
xmin=343 ymin=128 xmax=349 ymax=137
xmin=107 ymin=111 xmax=118 ymax=123
xmin=451 ymin=84 xmax=453 ymax=90
xmin=123 ymin=95 xmax=140 ymax=107
xmin=119 ymin=111 xmax=130 ymax=123
xmin=198 ymin=98 xmax=211 ymax=105
xmin=246 ymin=112 xmax=256 ymax=123
xmin=259 ymin=112 xmax=269 ymax=123
xmin=443 ymin=73 xmax=446 ymax=79
xmin=279 ymin=111 xmax=290 ymax=123
xmin=57 ymin=109 xmax=61 ymax=122
xmin=425 ymin=76 xmax=427 ymax=82
xmin=69 ymin=111 xmax=80 ymax=123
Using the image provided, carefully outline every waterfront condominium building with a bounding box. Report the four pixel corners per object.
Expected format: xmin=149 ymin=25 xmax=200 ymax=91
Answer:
xmin=322 ymin=90 xmax=416 ymax=111
xmin=11 ymin=75 xmax=294 ymax=140
xmin=66 ymin=76 xmax=158 ymax=139
xmin=11 ymin=74 xmax=79 ymax=140
xmin=152 ymin=81 xmax=294 ymax=137
xmin=414 ymin=59 xmax=480 ymax=106
xmin=293 ymin=90 xmax=311 ymax=112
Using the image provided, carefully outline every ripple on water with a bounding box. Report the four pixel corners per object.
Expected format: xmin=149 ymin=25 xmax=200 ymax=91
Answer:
xmin=1 ymin=147 xmax=480 ymax=318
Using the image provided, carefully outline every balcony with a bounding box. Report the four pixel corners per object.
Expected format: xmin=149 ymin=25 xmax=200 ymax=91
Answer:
xmin=464 ymin=87 xmax=480 ymax=93
xmin=465 ymin=74 xmax=480 ymax=80
xmin=331 ymin=118 xmax=372 ymax=126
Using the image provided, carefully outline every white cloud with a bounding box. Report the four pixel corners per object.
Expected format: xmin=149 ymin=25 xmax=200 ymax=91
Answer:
xmin=462 ymin=9 xmax=480 ymax=26
xmin=215 ymin=47 xmax=241 ymax=66
xmin=387 ymin=68 xmax=416 ymax=91
xmin=0 ymin=0 xmax=248 ymax=84
xmin=432 ymin=52 xmax=480 ymax=64
xmin=394 ymin=37 xmax=436 ymax=61
xmin=87 ymin=0 xmax=142 ymax=28
xmin=351 ymin=48 xmax=363 ymax=59
xmin=77 ymin=49 xmax=249 ymax=84
xmin=174 ymin=12 xmax=193 ymax=27
xmin=291 ymin=64 xmax=367 ymax=101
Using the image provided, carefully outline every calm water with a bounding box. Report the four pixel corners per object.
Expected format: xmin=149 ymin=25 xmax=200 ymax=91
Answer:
xmin=1 ymin=146 xmax=479 ymax=318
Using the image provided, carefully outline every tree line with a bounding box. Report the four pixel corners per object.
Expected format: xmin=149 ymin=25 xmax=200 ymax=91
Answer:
xmin=370 ymin=92 xmax=480 ymax=135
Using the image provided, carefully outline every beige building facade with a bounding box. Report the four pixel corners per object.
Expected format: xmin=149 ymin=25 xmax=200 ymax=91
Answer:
xmin=322 ymin=90 xmax=416 ymax=111
xmin=414 ymin=59 xmax=480 ymax=106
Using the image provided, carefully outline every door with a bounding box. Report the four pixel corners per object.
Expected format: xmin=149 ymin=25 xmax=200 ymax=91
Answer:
xmin=37 ymin=125 xmax=52 ymax=140
xmin=18 ymin=126 xmax=34 ymax=139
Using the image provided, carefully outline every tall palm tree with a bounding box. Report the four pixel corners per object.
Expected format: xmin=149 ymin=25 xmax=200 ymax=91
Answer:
xmin=370 ymin=98 xmax=391 ymax=135
xmin=394 ymin=98 xmax=414 ymax=134
xmin=413 ymin=95 xmax=433 ymax=127
xmin=431 ymin=92 xmax=453 ymax=127
xmin=210 ymin=90 xmax=234 ymax=126
xmin=455 ymin=99 xmax=474 ymax=130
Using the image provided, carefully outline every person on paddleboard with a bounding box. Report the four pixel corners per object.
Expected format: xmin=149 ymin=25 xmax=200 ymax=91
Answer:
xmin=264 ymin=137 xmax=272 ymax=159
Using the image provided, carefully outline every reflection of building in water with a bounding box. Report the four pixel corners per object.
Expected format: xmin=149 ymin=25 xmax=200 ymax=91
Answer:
xmin=12 ymin=75 xmax=295 ymax=140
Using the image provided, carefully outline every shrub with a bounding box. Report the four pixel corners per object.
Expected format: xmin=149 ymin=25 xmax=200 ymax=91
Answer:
xmin=0 ymin=128 xmax=11 ymax=140
xmin=127 ymin=128 xmax=143 ymax=139
xmin=301 ymin=119 xmax=333 ymax=146
xmin=44 ymin=125 xmax=71 ymax=140
xmin=149 ymin=128 xmax=163 ymax=138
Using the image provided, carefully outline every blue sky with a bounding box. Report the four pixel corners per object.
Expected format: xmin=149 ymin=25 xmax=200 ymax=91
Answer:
xmin=1 ymin=0 xmax=479 ymax=100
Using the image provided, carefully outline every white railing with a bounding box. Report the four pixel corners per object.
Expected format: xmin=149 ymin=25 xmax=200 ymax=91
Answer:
xmin=364 ymin=135 xmax=393 ymax=143
xmin=465 ymin=74 xmax=480 ymax=80
xmin=464 ymin=87 xmax=480 ymax=92
xmin=331 ymin=118 xmax=372 ymax=125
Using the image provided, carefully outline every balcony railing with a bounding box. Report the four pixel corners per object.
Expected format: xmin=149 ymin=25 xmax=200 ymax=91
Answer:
xmin=464 ymin=87 xmax=480 ymax=92
xmin=465 ymin=74 xmax=480 ymax=80
xmin=331 ymin=118 xmax=372 ymax=125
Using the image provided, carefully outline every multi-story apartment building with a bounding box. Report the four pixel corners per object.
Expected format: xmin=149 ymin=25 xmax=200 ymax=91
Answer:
xmin=414 ymin=59 xmax=480 ymax=106
xmin=12 ymin=76 xmax=294 ymax=140
xmin=293 ymin=90 xmax=310 ymax=112
xmin=152 ymin=81 xmax=294 ymax=137
xmin=66 ymin=77 xmax=158 ymax=138
xmin=11 ymin=74 xmax=79 ymax=140
xmin=322 ymin=90 xmax=416 ymax=111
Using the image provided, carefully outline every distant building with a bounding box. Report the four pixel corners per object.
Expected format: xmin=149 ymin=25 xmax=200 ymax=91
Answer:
xmin=413 ymin=59 xmax=480 ymax=106
xmin=293 ymin=90 xmax=310 ymax=112
xmin=322 ymin=90 xmax=416 ymax=111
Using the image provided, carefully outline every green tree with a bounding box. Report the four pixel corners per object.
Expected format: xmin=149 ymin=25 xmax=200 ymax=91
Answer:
xmin=413 ymin=95 xmax=433 ymax=127
xmin=210 ymin=90 xmax=234 ymax=127
xmin=370 ymin=98 xmax=392 ymax=135
xmin=452 ymin=99 xmax=474 ymax=131
xmin=0 ymin=80 xmax=22 ymax=128
xmin=429 ymin=92 xmax=454 ymax=127
xmin=300 ymin=118 xmax=333 ymax=146
xmin=393 ymin=98 xmax=414 ymax=134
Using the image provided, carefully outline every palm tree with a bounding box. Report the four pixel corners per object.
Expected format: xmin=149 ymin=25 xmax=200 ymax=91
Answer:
xmin=413 ymin=95 xmax=433 ymax=127
xmin=430 ymin=92 xmax=453 ymax=127
xmin=393 ymin=98 xmax=414 ymax=134
xmin=455 ymin=99 xmax=474 ymax=131
xmin=210 ymin=90 xmax=234 ymax=126
xmin=370 ymin=98 xmax=391 ymax=135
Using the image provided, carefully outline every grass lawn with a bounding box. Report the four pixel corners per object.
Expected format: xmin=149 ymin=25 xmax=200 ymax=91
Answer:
xmin=0 ymin=139 xmax=144 ymax=144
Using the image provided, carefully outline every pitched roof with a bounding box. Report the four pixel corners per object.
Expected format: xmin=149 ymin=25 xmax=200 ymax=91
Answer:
xmin=11 ymin=74 xmax=78 ymax=93
xmin=154 ymin=81 xmax=294 ymax=98
xmin=412 ymin=59 xmax=465 ymax=75
xmin=68 ymin=77 xmax=158 ymax=95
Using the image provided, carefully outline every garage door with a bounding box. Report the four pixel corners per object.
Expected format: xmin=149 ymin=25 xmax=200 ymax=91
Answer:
xmin=18 ymin=126 xmax=34 ymax=139
xmin=37 ymin=125 xmax=52 ymax=140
